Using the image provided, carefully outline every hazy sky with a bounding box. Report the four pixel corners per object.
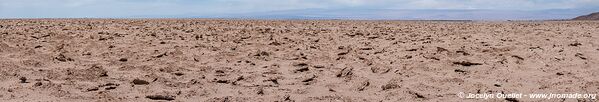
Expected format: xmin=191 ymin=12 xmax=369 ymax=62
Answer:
xmin=1 ymin=0 xmax=599 ymax=18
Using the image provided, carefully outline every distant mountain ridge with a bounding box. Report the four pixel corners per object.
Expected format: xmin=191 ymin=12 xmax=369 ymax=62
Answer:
xmin=573 ymin=12 xmax=599 ymax=20
xmin=136 ymin=8 xmax=599 ymax=20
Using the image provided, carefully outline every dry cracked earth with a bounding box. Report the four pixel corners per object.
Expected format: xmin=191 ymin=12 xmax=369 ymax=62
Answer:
xmin=0 ymin=19 xmax=598 ymax=102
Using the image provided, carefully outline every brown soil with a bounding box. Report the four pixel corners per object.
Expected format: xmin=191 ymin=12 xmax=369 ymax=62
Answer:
xmin=0 ymin=19 xmax=598 ymax=101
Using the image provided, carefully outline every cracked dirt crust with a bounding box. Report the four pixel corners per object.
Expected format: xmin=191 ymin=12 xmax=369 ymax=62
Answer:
xmin=0 ymin=19 xmax=598 ymax=102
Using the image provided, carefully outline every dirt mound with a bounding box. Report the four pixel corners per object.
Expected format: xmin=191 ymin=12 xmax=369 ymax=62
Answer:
xmin=572 ymin=12 xmax=599 ymax=20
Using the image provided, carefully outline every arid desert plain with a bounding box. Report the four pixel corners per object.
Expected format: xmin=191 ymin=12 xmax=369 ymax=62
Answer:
xmin=0 ymin=19 xmax=598 ymax=102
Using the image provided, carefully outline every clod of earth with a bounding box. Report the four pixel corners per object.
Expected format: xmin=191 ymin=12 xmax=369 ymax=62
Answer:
xmin=254 ymin=51 xmax=270 ymax=56
xmin=357 ymin=81 xmax=370 ymax=91
xmin=575 ymin=53 xmax=587 ymax=60
xmin=359 ymin=48 xmax=373 ymax=50
xmin=381 ymin=83 xmax=400 ymax=90
xmin=105 ymin=86 xmax=117 ymax=90
xmin=55 ymin=54 xmax=74 ymax=62
xmin=436 ymin=47 xmax=449 ymax=52
xmin=173 ymin=72 xmax=184 ymax=76
xmin=454 ymin=69 xmax=467 ymax=73
xmin=371 ymin=67 xmax=391 ymax=74
xmin=409 ymin=91 xmax=426 ymax=99
xmin=494 ymin=84 xmax=501 ymax=87
xmin=293 ymin=63 xmax=308 ymax=67
xmin=132 ymin=79 xmax=150 ymax=85
xmin=453 ymin=61 xmax=483 ymax=66
xmin=34 ymin=82 xmax=42 ymax=86
xmin=293 ymin=63 xmax=310 ymax=73
xmin=145 ymin=95 xmax=175 ymax=101
xmin=295 ymin=67 xmax=309 ymax=73
xmin=118 ymin=58 xmax=128 ymax=62
xmin=215 ymin=80 xmax=229 ymax=84
xmin=19 ymin=77 xmax=27 ymax=83
xmin=302 ymin=75 xmax=316 ymax=83
xmin=456 ymin=51 xmax=470 ymax=56
xmin=154 ymin=53 xmax=167 ymax=58
xmin=257 ymin=88 xmax=264 ymax=95
xmin=87 ymin=87 xmax=99 ymax=91
xmin=337 ymin=52 xmax=348 ymax=55
xmin=336 ymin=67 xmax=353 ymax=77
xmin=313 ymin=65 xmax=325 ymax=68
xmin=511 ymin=55 xmax=524 ymax=60
xmin=569 ymin=42 xmax=582 ymax=46
xmin=99 ymin=83 xmax=119 ymax=87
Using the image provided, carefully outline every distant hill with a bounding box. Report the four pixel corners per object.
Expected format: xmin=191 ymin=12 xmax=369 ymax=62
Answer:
xmin=136 ymin=8 xmax=599 ymax=20
xmin=572 ymin=12 xmax=599 ymax=20
xmin=206 ymin=9 xmax=599 ymax=20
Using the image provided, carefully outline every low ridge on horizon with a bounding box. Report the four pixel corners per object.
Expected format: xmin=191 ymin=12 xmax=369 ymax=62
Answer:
xmin=573 ymin=12 xmax=599 ymax=20
xmin=181 ymin=8 xmax=599 ymax=20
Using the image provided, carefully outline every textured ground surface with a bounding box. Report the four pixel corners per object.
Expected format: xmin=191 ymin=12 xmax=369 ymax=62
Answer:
xmin=0 ymin=19 xmax=598 ymax=102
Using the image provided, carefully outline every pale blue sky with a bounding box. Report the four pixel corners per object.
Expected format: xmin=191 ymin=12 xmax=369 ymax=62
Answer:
xmin=1 ymin=0 xmax=599 ymax=18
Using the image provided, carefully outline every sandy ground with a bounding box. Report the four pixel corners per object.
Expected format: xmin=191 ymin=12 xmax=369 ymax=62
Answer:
xmin=0 ymin=19 xmax=598 ymax=102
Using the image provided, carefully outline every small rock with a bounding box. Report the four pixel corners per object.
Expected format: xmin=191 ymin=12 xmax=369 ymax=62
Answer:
xmin=34 ymin=82 xmax=43 ymax=86
xmin=301 ymin=75 xmax=316 ymax=82
xmin=456 ymin=51 xmax=470 ymax=56
xmin=146 ymin=95 xmax=175 ymax=101
xmin=101 ymin=83 xmax=119 ymax=87
xmin=254 ymin=51 xmax=270 ymax=56
xmin=371 ymin=67 xmax=391 ymax=74
xmin=357 ymin=81 xmax=370 ymax=91
xmin=511 ymin=55 xmax=524 ymax=60
xmin=381 ymin=83 xmax=400 ymax=90
xmin=215 ymin=80 xmax=229 ymax=83
xmin=292 ymin=63 xmax=308 ymax=67
xmin=313 ymin=65 xmax=325 ymax=68
xmin=575 ymin=53 xmax=587 ymax=60
xmin=173 ymin=72 xmax=184 ymax=76
xmin=105 ymin=86 xmax=117 ymax=90
xmin=86 ymin=87 xmax=99 ymax=91
xmin=154 ymin=53 xmax=167 ymax=58
xmin=494 ymin=84 xmax=501 ymax=87
xmin=336 ymin=67 xmax=353 ymax=77
xmin=132 ymin=79 xmax=150 ymax=85
xmin=118 ymin=58 xmax=128 ymax=62
xmin=569 ymin=42 xmax=582 ymax=46
xmin=436 ymin=47 xmax=449 ymax=52
xmin=329 ymin=88 xmax=336 ymax=92
xmin=454 ymin=69 xmax=467 ymax=73
xmin=19 ymin=77 xmax=27 ymax=83
xmin=453 ymin=61 xmax=482 ymax=66
xmin=257 ymin=88 xmax=264 ymax=95
xmin=359 ymin=48 xmax=373 ymax=50
xmin=294 ymin=67 xmax=309 ymax=73
xmin=55 ymin=54 xmax=74 ymax=62
xmin=409 ymin=91 xmax=426 ymax=99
